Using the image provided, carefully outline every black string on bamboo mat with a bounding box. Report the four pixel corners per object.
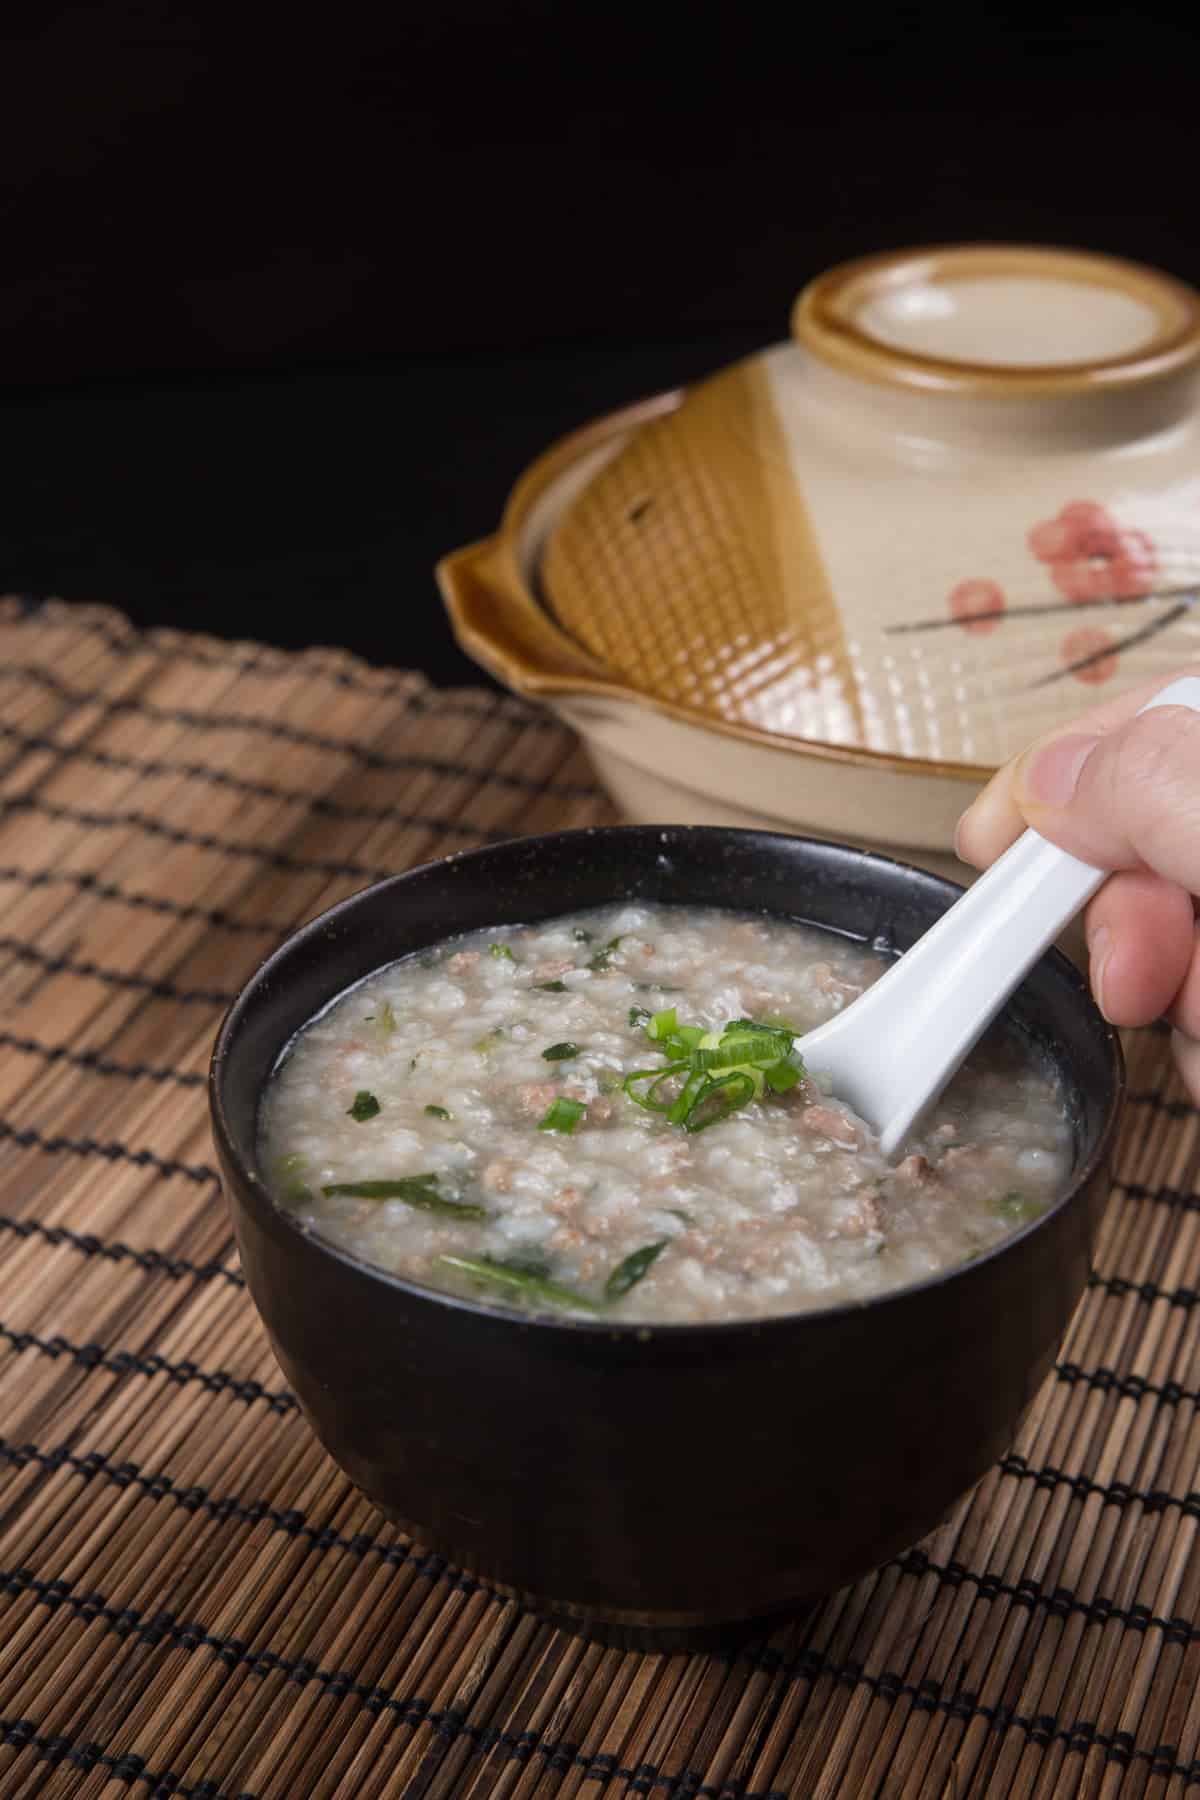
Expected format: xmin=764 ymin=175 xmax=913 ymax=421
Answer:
xmin=0 ymin=1116 xmax=219 ymax=1187
xmin=4 ymin=1425 xmax=1197 ymax=1622
xmin=1127 ymin=1088 xmax=1200 ymax=1119
xmin=0 ymin=1320 xmax=294 ymax=1410
xmin=0 ymin=712 xmax=599 ymax=803
xmin=0 ymin=1028 xmax=204 ymax=1089
xmin=1 ymin=792 xmax=494 ymax=869
xmin=1088 ymin=1269 xmax=1200 ymax=1309
xmin=4 ymin=591 xmax=566 ymax=727
xmin=2 ymin=1697 xmax=1198 ymax=1800
xmin=6 ymin=1562 xmax=1200 ymax=1793
xmin=0 ymin=935 xmax=239 ymax=1006
xmin=0 ymin=1218 xmax=241 ymax=1287
xmin=0 ymin=861 xmax=290 ymax=937
xmin=0 ymin=661 xmax=577 ymax=774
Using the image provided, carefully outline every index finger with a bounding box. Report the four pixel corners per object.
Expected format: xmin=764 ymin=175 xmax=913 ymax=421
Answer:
xmin=954 ymin=663 xmax=1200 ymax=868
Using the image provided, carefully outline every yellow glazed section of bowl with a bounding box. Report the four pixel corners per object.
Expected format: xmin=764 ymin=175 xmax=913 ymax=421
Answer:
xmin=541 ymin=358 xmax=864 ymax=747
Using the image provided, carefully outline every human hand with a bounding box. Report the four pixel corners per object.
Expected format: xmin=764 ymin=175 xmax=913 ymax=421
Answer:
xmin=955 ymin=670 xmax=1200 ymax=1100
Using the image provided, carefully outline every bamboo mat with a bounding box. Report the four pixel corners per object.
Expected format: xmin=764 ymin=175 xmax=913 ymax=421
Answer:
xmin=0 ymin=596 xmax=1198 ymax=1800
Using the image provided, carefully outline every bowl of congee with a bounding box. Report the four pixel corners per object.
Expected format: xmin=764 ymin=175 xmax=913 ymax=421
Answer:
xmin=208 ymin=826 xmax=1123 ymax=1633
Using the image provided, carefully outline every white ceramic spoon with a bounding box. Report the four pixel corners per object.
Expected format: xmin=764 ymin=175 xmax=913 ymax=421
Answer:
xmin=800 ymin=675 xmax=1200 ymax=1159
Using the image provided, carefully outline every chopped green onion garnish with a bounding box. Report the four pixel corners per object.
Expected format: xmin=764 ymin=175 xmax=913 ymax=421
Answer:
xmin=682 ymin=1070 xmax=758 ymax=1133
xmin=537 ymin=980 xmax=568 ymax=993
xmin=668 ymin=1065 xmax=711 ymax=1126
xmin=538 ymin=1097 xmax=586 ymax=1134
xmin=489 ymin=942 xmax=516 ymax=962
xmin=667 ymin=1208 xmax=693 ymax=1226
xmin=605 ymin=1240 xmax=668 ymax=1300
xmin=274 ymin=1152 xmax=311 ymax=1203
xmin=489 ymin=1249 xmax=552 ymax=1278
xmin=541 ymin=1041 xmax=580 ymax=1061
xmin=993 ymin=1190 xmax=1043 ymax=1223
xmin=473 ymin=1026 xmax=506 ymax=1053
xmin=623 ymin=1060 xmax=694 ymax=1114
xmin=321 ymin=1175 xmax=487 ymax=1219
xmin=623 ymin=1012 xmax=805 ymax=1135
xmin=347 ymin=1090 xmax=381 ymax=1122
xmin=587 ymin=935 xmax=624 ymax=971
xmin=370 ymin=999 xmax=396 ymax=1036
xmin=437 ymin=1253 xmax=601 ymax=1312
xmin=424 ymin=1104 xmax=452 ymax=1120
xmin=628 ymin=1005 xmax=652 ymax=1028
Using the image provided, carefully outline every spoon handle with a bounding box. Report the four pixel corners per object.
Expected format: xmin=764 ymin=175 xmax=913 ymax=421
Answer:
xmin=815 ymin=675 xmax=1200 ymax=1157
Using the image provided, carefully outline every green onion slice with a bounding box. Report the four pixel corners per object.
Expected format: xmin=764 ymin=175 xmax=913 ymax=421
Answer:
xmin=538 ymin=1097 xmax=586 ymax=1134
xmin=370 ymin=999 xmax=396 ymax=1036
xmin=623 ymin=1013 xmax=805 ymax=1134
xmin=321 ymin=1175 xmax=487 ymax=1219
xmin=682 ymin=1070 xmax=758 ymax=1133
xmin=622 ymin=1060 xmax=692 ymax=1113
xmin=993 ymin=1189 xmax=1043 ymax=1222
xmin=541 ymin=1041 xmax=580 ymax=1061
xmin=437 ymin=1253 xmax=601 ymax=1311
xmin=587 ymin=935 xmax=624 ymax=971
xmin=347 ymin=1090 xmax=381 ymax=1122
xmin=275 ymin=1152 xmax=312 ymax=1203
xmin=605 ymin=1240 xmax=668 ymax=1300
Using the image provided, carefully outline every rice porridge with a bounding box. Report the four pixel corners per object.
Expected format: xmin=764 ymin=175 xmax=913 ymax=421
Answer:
xmin=259 ymin=903 xmax=1072 ymax=1323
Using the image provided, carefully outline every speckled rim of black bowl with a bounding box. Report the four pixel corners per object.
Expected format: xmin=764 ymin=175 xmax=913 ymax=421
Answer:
xmin=209 ymin=825 xmax=1125 ymax=1343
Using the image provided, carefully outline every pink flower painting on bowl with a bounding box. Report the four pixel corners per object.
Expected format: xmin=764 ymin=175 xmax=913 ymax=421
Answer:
xmin=1027 ymin=500 xmax=1157 ymax=603
xmin=1058 ymin=625 xmax=1120 ymax=685
xmin=934 ymin=494 xmax=1177 ymax=687
xmin=947 ymin=579 xmax=1006 ymax=635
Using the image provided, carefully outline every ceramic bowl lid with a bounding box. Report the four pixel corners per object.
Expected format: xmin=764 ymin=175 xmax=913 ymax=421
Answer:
xmin=540 ymin=245 xmax=1200 ymax=769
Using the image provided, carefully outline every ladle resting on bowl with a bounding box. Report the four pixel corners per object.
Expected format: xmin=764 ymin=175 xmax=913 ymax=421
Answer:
xmin=801 ymin=675 xmax=1200 ymax=1158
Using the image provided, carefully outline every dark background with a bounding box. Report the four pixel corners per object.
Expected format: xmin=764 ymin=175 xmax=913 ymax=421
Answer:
xmin=2 ymin=3 xmax=1195 ymax=684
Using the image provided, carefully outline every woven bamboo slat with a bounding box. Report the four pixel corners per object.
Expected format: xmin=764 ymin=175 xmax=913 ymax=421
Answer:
xmin=0 ymin=595 xmax=1195 ymax=1799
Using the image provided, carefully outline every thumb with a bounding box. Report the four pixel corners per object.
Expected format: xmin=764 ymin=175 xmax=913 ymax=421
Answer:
xmin=1010 ymin=703 xmax=1200 ymax=888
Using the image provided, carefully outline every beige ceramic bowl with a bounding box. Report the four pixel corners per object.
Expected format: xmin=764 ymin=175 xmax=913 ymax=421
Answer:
xmin=438 ymin=244 xmax=1200 ymax=881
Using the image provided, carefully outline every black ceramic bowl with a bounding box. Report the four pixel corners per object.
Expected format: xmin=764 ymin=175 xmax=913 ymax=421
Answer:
xmin=209 ymin=827 xmax=1123 ymax=1634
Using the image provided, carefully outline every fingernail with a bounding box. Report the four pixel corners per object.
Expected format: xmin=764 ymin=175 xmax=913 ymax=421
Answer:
xmin=1088 ymin=924 xmax=1113 ymax=1021
xmin=1020 ymin=733 xmax=1100 ymax=810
